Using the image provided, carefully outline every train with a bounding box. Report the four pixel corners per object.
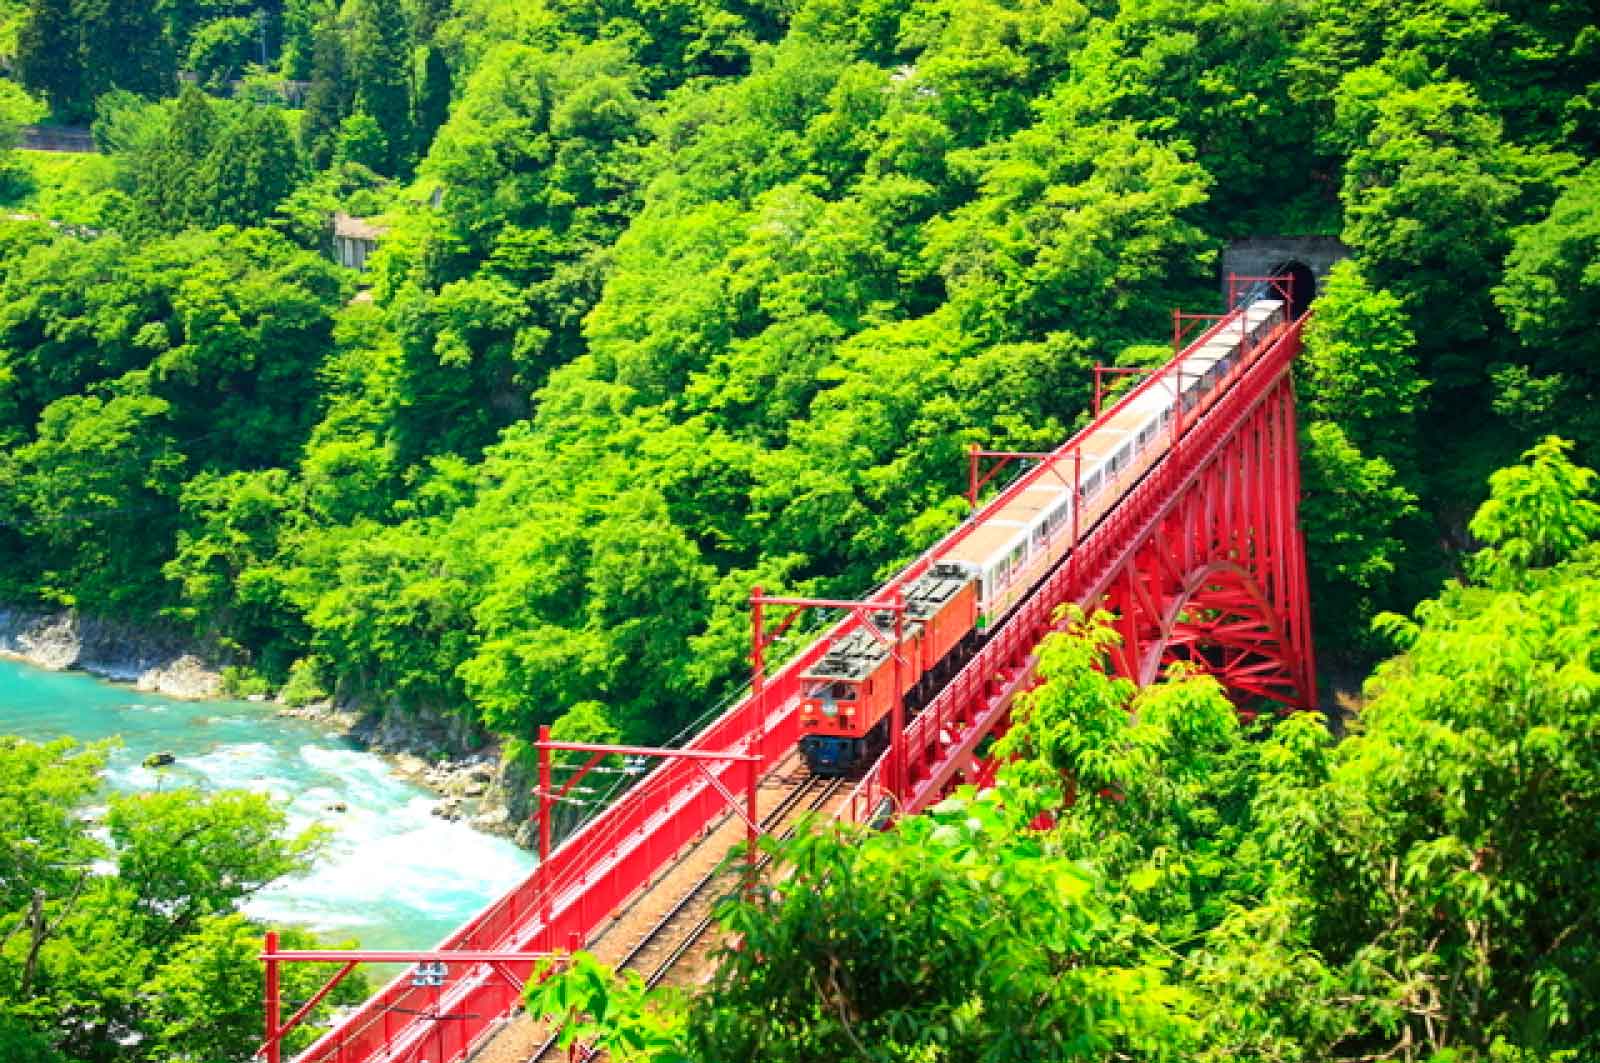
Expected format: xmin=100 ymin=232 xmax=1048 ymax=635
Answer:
xmin=797 ymin=297 xmax=1289 ymax=774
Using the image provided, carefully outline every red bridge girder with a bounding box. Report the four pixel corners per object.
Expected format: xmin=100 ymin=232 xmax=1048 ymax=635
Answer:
xmin=284 ymin=300 xmax=1316 ymax=1063
xmin=1098 ymin=376 xmax=1315 ymax=708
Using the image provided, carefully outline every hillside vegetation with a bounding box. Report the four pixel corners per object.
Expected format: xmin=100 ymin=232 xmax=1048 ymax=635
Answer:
xmin=0 ymin=737 xmax=371 ymax=1062
xmin=0 ymin=0 xmax=1593 ymax=757
xmin=0 ymin=0 xmax=1597 ymax=1060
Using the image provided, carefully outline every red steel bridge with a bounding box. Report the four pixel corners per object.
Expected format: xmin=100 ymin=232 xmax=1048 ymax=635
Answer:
xmin=269 ymin=278 xmax=1317 ymax=1063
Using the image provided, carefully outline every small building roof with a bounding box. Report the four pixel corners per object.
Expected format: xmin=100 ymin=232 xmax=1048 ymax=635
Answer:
xmin=333 ymin=212 xmax=388 ymax=241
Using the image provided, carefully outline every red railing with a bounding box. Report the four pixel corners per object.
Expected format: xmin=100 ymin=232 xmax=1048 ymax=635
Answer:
xmin=295 ymin=301 xmax=1298 ymax=1063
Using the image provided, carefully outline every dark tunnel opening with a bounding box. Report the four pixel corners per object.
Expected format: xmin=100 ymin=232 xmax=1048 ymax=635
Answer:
xmin=1269 ymin=260 xmax=1317 ymax=320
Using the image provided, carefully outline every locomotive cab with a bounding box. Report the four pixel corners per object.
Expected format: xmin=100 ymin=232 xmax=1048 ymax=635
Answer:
xmin=799 ymin=674 xmax=875 ymax=775
xmin=801 ymin=678 xmax=860 ymax=727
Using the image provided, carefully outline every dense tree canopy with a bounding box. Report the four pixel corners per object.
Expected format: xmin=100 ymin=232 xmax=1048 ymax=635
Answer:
xmin=1 ymin=0 xmax=1598 ymax=1057
xmin=0 ymin=0 xmax=1592 ymax=748
xmin=0 ymin=0 xmax=1593 ymax=828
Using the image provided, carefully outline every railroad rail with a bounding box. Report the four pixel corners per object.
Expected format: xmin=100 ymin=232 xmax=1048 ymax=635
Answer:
xmin=522 ymin=772 xmax=849 ymax=1062
xmin=464 ymin=756 xmax=844 ymax=1063
xmin=631 ymin=773 xmax=847 ymax=989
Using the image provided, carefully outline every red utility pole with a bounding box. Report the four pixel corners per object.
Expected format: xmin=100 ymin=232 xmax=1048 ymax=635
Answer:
xmin=264 ymin=930 xmax=280 ymax=1063
xmin=889 ymin=589 xmax=905 ymax=799
xmin=751 ymin=586 xmax=766 ymax=743
xmin=538 ymin=723 xmax=553 ymax=950
xmin=1072 ymin=448 xmax=1082 ymax=547
xmin=965 ymin=446 xmax=1065 ymax=512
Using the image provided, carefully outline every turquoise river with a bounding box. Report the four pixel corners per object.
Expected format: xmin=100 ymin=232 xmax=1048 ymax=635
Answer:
xmin=0 ymin=655 xmax=534 ymax=950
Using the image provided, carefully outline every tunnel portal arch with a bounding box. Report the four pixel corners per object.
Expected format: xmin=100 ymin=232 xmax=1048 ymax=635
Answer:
xmin=1222 ymin=237 xmax=1348 ymax=315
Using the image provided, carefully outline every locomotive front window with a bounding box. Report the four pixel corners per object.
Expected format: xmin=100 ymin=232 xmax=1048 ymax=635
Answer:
xmin=803 ymin=680 xmax=857 ymax=701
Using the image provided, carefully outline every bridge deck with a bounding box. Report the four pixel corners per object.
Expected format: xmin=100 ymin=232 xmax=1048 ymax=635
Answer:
xmin=471 ymin=753 xmax=848 ymax=1062
xmin=293 ymin=298 xmax=1312 ymax=1063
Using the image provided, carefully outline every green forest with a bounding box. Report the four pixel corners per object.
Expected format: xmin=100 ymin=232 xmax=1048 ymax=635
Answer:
xmin=0 ymin=0 xmax=1596 ymax=1058
xmin=0 ymin=737 xmax=371 ymax=1061
xmin=0 ymin=0 xmax=1593 ymax=746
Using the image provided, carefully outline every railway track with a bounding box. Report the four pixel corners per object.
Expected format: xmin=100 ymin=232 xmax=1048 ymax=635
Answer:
xmin=629 ymin=770 xmax=847 ymax=991
xmin=519 ymin=766 xmax=849 ymax=1062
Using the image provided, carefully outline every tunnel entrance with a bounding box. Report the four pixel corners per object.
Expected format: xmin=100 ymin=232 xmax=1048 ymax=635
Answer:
xmin=1269 ymin=259 xmax=1317 ymax=319
xmin=1221 ymin=236 xmax=1348 ymax=317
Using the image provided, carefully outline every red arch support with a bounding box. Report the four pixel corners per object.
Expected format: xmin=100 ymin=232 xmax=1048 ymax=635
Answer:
xmin=1098 ymin=377 xmax=1316 ymax=709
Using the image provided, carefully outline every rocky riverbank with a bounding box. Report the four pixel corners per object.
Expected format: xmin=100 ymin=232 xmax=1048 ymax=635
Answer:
xmin=0 ymin=606 xmax=223 ymax=698
xmin=0 ymin=604 xmax=526 ymax=844
xmin=276 ymin=699 xmax=523 ymax=841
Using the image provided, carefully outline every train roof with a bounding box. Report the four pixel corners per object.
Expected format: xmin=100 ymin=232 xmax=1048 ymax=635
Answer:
xmin=1123 ymin=386 xmax=1173 ymax=416
xmin=1074 ymin=427 xmax=1134 ymax=461
xmin=798 ymin=562 xmax=977 ymax=682
xmin=942 ymin=473 xmax=1076 ymax=569
xmin=901 ymin=563 xmax=973 ymax=622
xmin=1243 ymin=298 xmax=1284 ymax=318
xmin=801 ymin=624 xmax=890 ymax=682
xmin=1099 ymin=401 xmax=1160 ymax=435
xmin=936 ymin=299 xmax=1286 ymax=580
xmin=941 ymin=518 xmax=1030 ymax=567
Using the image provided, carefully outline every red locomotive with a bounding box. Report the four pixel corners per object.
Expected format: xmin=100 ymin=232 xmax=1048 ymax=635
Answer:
xmin=798 ymin=563 xmax=979 ymax=772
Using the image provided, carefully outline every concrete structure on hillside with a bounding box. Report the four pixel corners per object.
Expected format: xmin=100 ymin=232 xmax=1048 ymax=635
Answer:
xmin=332 ymin=213 xmax=387 ymax=272
xmin=18 ymin=126 xmax=97 ymax=153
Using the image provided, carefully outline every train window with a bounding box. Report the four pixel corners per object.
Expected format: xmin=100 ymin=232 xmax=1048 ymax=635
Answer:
xmin=803 ymin=680 xmax=857 ymax=701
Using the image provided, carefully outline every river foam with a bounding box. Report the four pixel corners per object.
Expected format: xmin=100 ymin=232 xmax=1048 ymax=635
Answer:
xmin=0 ymin=657 xmax=533 ymax=950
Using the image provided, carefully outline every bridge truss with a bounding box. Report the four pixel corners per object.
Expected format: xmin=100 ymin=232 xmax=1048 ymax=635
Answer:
xmin=277 ymin=283 xmax=1316 ymax=1063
